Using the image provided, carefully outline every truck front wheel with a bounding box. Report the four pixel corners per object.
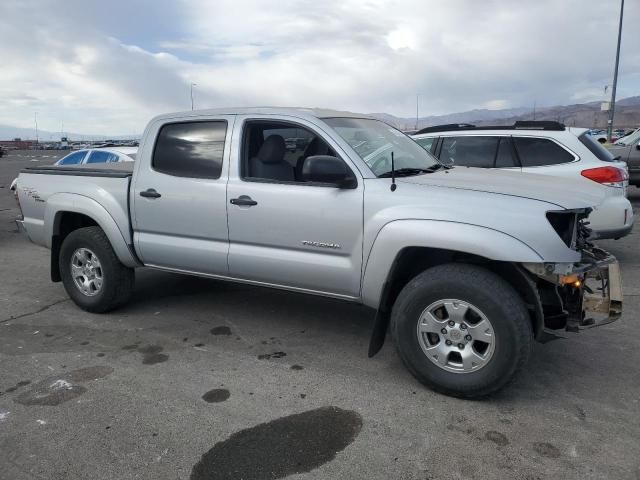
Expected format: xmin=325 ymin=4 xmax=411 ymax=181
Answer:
xmin=391 ymin=263 xmax=532 ymax=398
xmin=59 ymin=226 xmax=134 ymax=313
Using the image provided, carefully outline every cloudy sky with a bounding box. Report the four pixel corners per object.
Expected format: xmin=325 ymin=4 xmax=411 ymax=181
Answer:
xmin=1 ymin=0 xmax=638 ymax=135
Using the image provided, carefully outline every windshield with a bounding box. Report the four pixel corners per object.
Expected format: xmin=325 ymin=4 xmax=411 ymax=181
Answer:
xmin=324 ymin=117 xmax=441 ymax=176
xmin=615 ymin=128 xmax=640 ymax=146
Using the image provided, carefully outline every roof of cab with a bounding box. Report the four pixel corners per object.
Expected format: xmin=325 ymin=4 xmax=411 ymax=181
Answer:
xmin=150 ymin=107 xmax=374 ymax=123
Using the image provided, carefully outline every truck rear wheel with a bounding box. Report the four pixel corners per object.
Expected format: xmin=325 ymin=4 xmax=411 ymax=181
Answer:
xmin=391 ymin=263 xmax=532 ymax=398
xmin=59 ymin=226 xmax=134 ymax=313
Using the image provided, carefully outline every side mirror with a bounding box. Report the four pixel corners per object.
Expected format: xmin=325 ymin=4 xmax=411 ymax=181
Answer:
xmin=302 ymin=155 xmax=357 ymax=188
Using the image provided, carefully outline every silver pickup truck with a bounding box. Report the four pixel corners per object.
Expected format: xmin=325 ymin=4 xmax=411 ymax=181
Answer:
xmin=15 ymin=107 xmax=623 ymax=398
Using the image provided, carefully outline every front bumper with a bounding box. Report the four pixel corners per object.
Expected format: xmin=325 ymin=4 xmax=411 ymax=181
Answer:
xmin=567 ymin=248 xmax=623 ymax=330
xmin=15 ymin=219 xmax=26 ymax=233
xmin=572 ymin=261 xmax=623 ymax=329
xmin=524 ymin=246 xmax=623 ymax=334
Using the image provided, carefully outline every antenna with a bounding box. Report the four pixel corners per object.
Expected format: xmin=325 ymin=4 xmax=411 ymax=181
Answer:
xmin=390 ymin=151 xmax=397 ymax=192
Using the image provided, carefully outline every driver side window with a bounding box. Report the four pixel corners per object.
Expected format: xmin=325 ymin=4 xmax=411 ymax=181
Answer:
xmin=241 ymin=120 xmax=342 ymax=183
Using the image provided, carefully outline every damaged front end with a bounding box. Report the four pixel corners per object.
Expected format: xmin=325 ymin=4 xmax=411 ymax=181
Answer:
xmin=524 ymin=210 xmax=623 ymax=336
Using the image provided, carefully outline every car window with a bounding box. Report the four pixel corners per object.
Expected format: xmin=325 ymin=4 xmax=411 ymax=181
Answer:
xmin=242 ymin=120 xmax=341 ymax=183
xmin=495 ymin=138 xmax=517 ymax=168
xmin=325 ymin=117 xmax=440 ymax=176
xmin=439 ymin=136 xmax=499 ymax=168
xmin=513 ymin=137 xmax=574 ymax=167
xmin=578 ymin=132 xmax=616 ymax=162
xmin=152 ymin=121 xmax=227 ymax=179
xmin=86 ymin=150 xmax=120 ymax=164
xmin=414 ymin=136 xmax=436 ymax=152
xmin=58 ymin=150 xmax=87 ymax=165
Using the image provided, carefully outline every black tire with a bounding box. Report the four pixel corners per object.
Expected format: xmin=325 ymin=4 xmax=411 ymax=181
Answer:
xmin=59 ymin=226 xmax=134 ymax=313
xmin=391 ymin=263 xmax=532 ymax=398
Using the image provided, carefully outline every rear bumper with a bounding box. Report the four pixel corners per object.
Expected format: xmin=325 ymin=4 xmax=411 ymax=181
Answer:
xmin=588 ymin=195 xmax=634 ymax=239
xmin=592 ymin=222 xmax=634 ymax=240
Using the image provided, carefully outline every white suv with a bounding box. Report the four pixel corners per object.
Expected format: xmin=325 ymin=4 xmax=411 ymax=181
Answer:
xmin=412 ymin=121 xmax=633 ymax=239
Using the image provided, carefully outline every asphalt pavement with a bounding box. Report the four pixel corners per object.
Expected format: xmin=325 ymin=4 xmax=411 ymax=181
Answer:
xmin=1 ymin=150 xmax=639 ymax=480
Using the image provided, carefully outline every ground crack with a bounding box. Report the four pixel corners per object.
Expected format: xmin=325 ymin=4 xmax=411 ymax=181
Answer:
xmin=0 ymin=299 xmax=69 ymax=324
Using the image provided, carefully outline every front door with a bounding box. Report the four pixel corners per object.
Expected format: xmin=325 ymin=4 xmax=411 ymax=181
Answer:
xmin=226 ymin=117 xmax=363 ymax=298
xmin=132 ymin=116 xmax=234 ymax=274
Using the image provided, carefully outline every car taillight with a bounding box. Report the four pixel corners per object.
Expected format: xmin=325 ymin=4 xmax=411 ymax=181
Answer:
xmin=581 ymin=166 xmax=626 ymax=187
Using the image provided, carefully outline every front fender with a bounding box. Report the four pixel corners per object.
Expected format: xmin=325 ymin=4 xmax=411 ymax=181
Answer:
xmin=45 ymin=193 xmax=138 ymax=268
xmin=361 ymin=219 xmax=543 ymax=309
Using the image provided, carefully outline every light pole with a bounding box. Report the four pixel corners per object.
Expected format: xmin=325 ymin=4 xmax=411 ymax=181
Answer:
xmin=190 ymin=83 xmax=197 ymax=111
xmin=34 ymin=112 xmax=39 ymax=145
xmin=607 ymin=0 xmax=624 ymax=143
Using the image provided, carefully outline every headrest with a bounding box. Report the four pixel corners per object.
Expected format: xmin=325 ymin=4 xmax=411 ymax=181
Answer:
xmin=257 ymin=135 xmax=286 ymax=164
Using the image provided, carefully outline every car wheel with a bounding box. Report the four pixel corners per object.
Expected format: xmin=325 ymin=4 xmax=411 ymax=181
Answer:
xmin=59 ymin=226 xmax=134 ymax=313
xmin=391 ymin=263 xmax=532 ymax=398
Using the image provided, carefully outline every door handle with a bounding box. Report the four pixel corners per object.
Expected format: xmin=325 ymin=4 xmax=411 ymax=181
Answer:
xmin=230 ymin=195 xmax=258 ymax=206
xmin=140 ymin=188 xmax=161 ymax=199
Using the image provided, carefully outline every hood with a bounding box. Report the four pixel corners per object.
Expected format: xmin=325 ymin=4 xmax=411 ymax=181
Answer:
xmin=397 ymin=167 xmax=606 ymax=210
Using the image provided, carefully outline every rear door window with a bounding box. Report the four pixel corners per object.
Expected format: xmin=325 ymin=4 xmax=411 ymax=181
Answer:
xmin=86 ymin=150 xmax=120 ymax=164
xmin=152 ymin=121 xmax=227 ymax=179
xmin=58 ymin=151 xmax=87 ymax=165
xmin=439 ymin=136 xmax=499 ymax=168
xmin=495 ymin=138 xmax=517 ymax=168
xmin=513 ymin=137 xmax=574 ymax=167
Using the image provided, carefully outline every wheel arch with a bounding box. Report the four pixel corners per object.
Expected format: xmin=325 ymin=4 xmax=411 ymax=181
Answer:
xmin=363 ymin=220 xmax=544 ymax=356
xmin=46 ymin=195 xmax=139 ymax=281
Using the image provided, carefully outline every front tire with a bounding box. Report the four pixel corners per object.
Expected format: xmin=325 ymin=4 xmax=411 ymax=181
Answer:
xmin=391 ymin=263 xmax=532 ymax=398
xmin=59 ymin=226 xmax=134 ymax=313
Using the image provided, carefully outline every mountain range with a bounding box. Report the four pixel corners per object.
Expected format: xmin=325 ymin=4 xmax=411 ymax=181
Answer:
xmin=2 ymin=97 xmax=639 ymax=140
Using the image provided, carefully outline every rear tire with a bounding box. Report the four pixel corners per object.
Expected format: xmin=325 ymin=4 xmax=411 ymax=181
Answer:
xmin=59 ymin=226 xmax=134 ymax=313
xmin=391 ymin=263 xmax=532 ymax=398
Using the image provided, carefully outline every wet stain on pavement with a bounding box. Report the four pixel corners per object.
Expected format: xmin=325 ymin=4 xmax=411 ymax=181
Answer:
xmin=202 ymin=389 xmax=230 ymax=403
xmin=3 ymin=380 xmax=31 ymax=393
xmin=210 ymin=326 xmax=232 ymax=336
xmin=290 ymin=364 xmax=304 ymax=370
xmin=138 ymin=345 xmax=169 ymax=365
xmin=257 ymin=352 xmax=287 ymax=360
xmin=533 ymin=442 xmax=561 ymax=458
xmin=190 ymin=406 xmax=362 ymax=480
xmin=14 ymin=366 xmax=113 ymax=406
xmin=485 ymin=431 xmax=509 ymax=447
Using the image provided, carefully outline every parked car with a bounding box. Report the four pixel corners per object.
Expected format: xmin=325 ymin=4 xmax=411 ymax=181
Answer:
xmin=586 ymin=129 xmax=617 ymax=144
xmin=609 ymin=128 xmax=640 ymax=186
xmin=15 ymin=108 xmax=622 ymax=398
xmin=413 ymin=121 xmax=633 ymax=240
xmin=54 ymin=146 xmax=137 ymax=165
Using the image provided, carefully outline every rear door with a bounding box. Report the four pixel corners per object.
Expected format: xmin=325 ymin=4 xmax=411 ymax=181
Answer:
xmin=513 ymin=136 xmax=576 ymax=175
xmin=625 ymin=138 xmax=640 ymax=185
xmin=132 ymin=116 xmax=234 ymax=274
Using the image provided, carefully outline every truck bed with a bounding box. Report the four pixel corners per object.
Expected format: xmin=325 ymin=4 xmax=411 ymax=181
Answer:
xmin=17 ymin=163 xmax=133 ymax=251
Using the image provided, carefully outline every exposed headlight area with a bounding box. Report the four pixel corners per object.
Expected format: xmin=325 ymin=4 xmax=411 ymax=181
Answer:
xmin=546 ymin=209 xmax=593 ymax=250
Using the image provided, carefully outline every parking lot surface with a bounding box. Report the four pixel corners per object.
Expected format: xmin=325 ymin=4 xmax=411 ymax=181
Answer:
xmin=1 ymin=150 xmax=639 ymax=479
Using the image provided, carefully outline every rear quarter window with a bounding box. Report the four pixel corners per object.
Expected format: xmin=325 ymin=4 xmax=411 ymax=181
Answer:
xmin=513 ymin=137 xmax=574 ymax=167
xmin=578 ymin=132 xmax=616 ymax=162
xmin=152 ymin=121 xmax=227 ymax=179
